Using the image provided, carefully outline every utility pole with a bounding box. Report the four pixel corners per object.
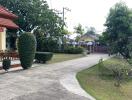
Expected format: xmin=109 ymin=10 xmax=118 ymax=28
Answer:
xmin=52 ymin=7 xmax=71 ymax=25
xmin=52 ymin=7 xmax=71 ymax=51
xmin=62 ymin=7 xmax=71 ymax=28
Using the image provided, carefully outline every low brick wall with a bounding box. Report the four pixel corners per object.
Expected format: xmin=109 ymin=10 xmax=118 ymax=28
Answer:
xmin=0 ymin=52 xmax=19 ymax=61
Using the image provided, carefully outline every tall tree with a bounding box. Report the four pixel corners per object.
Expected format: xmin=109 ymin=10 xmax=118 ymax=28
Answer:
xmin=74 ymin=24 xmax=84 ymax=41
xmin=74 ymin=24 xmax=84 ymax=36
xmin=0 ymin=0 xmax=63 ymax=36
xmin=0 ymin=0 xmax=65 ymax=50
xmin=104 ymin=2 xmax=132 ymax=59
xmin=85 ymin=27 xmax=96 ymax=35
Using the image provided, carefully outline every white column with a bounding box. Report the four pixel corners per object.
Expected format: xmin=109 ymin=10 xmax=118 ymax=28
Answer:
xmin=0 ymin=28 xmax=6 ymax=51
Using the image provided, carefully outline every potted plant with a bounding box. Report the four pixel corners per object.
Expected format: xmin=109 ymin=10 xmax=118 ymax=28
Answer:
xmin=2 ymin=59 xmax=11 ymax=72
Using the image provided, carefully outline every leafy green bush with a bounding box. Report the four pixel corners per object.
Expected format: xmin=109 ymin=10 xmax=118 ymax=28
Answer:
xmin=18 ymin=32 xmax=36 ymax=69
xmin=35 ymin=52 xmax=53 ymax=63
xmin=98 ymin=58 xmax=132 ymax=87
xmin=98 ymin=59 xmax=113 ymax=76
xmin=34 ymin=30 xmax=66 ymax=53
xmin=2 ymin=59 xmax=11 ymax=71
xmin=36 ymin=35 xmax=59 ymax=52
xmin=112 ymin=68 xmax=124 ymax=87
xmin=64 ymin=46 xmax=84 ymax=54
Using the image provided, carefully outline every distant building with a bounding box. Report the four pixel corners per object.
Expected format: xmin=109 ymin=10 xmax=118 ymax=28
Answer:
xmin=79 ymin=33 xmax=100 ymax=42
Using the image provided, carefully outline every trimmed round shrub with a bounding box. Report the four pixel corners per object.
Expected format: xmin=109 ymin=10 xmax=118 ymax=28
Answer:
xmin=35 ymin=52 xmax=53 ymax=63
xmin=2 ymin=59 xmax=11 ymax=71
xmin=64 ymin=46 xmax=84 ymax=54
xmin=18 ymin=32 xmax=36 ymax=69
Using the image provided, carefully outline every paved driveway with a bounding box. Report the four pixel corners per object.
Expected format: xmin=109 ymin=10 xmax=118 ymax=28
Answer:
xmin=0 ymin=54 xmax=109 ymax=100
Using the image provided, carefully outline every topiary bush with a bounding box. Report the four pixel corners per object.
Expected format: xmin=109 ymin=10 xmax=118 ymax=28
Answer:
xmin=18 ymin=32 xmax=36 ymax=69
xmin=64 ymin=46 xmax=84 ymax=54
xmin=35 ymin=52 xmax=53 ymax=63
xmin=2 ymin=59 xmax=11 ymax=71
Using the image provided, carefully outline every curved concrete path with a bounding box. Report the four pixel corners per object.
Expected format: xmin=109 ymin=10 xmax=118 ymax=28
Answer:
xmin=0 ymin=54 xmax=109 ymax=100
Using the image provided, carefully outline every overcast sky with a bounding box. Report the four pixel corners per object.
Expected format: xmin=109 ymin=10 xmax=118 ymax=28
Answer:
xmin=46 ymin=0 xmax=132 ymax=33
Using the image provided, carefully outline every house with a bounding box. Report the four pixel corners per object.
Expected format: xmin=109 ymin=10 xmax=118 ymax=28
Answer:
xmin=78 ymin=32 xmax=100 ymax=53
xmin=79 ymin=33 xmax=100 ymax=42
xmin=0 ymin=6 xmax=19 ymax=51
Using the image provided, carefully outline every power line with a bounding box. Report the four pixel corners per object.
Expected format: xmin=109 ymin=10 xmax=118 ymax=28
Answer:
xmin=52 ymin=7 xmax=71 ymax=27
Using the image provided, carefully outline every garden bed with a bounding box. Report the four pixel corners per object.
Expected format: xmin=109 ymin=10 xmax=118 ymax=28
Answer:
xmin=77 ymin=57 xmax=132 ymax=100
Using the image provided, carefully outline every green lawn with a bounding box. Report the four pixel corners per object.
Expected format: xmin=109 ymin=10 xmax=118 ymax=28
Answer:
xmin=48 ymin=53 xmax=84 ymax=64
xmin=77 ymin=57 xmax=132 ymax=100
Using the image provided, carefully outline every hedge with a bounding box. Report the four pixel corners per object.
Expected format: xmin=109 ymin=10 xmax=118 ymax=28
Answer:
xmin=35 ymin=52 xmax=53 ymax=63
xmin=64 ymin=46 xmax=84 ymax=54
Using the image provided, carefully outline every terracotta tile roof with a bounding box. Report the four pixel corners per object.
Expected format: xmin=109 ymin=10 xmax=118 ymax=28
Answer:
xmin=0 ymin=18 xmax=19 ymax=29
xmin=0 ymin=5 xmax=19 ymax=29
xmin=0 ymin=6 xmax=18 ymax=19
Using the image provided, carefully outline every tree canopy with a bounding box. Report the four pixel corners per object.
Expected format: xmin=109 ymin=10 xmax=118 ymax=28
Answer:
xmin=74 ymin=24 xmax=84 ymax=42
xmin=104 ymin=2 xmax=132 ymax=59
xmin=0 ymin=0 xmax=63 ymax=37
xmin=74 ymin=24 xmax=84 ymax=35
xmin=85 ymin=27 xmax=96 ymax=35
